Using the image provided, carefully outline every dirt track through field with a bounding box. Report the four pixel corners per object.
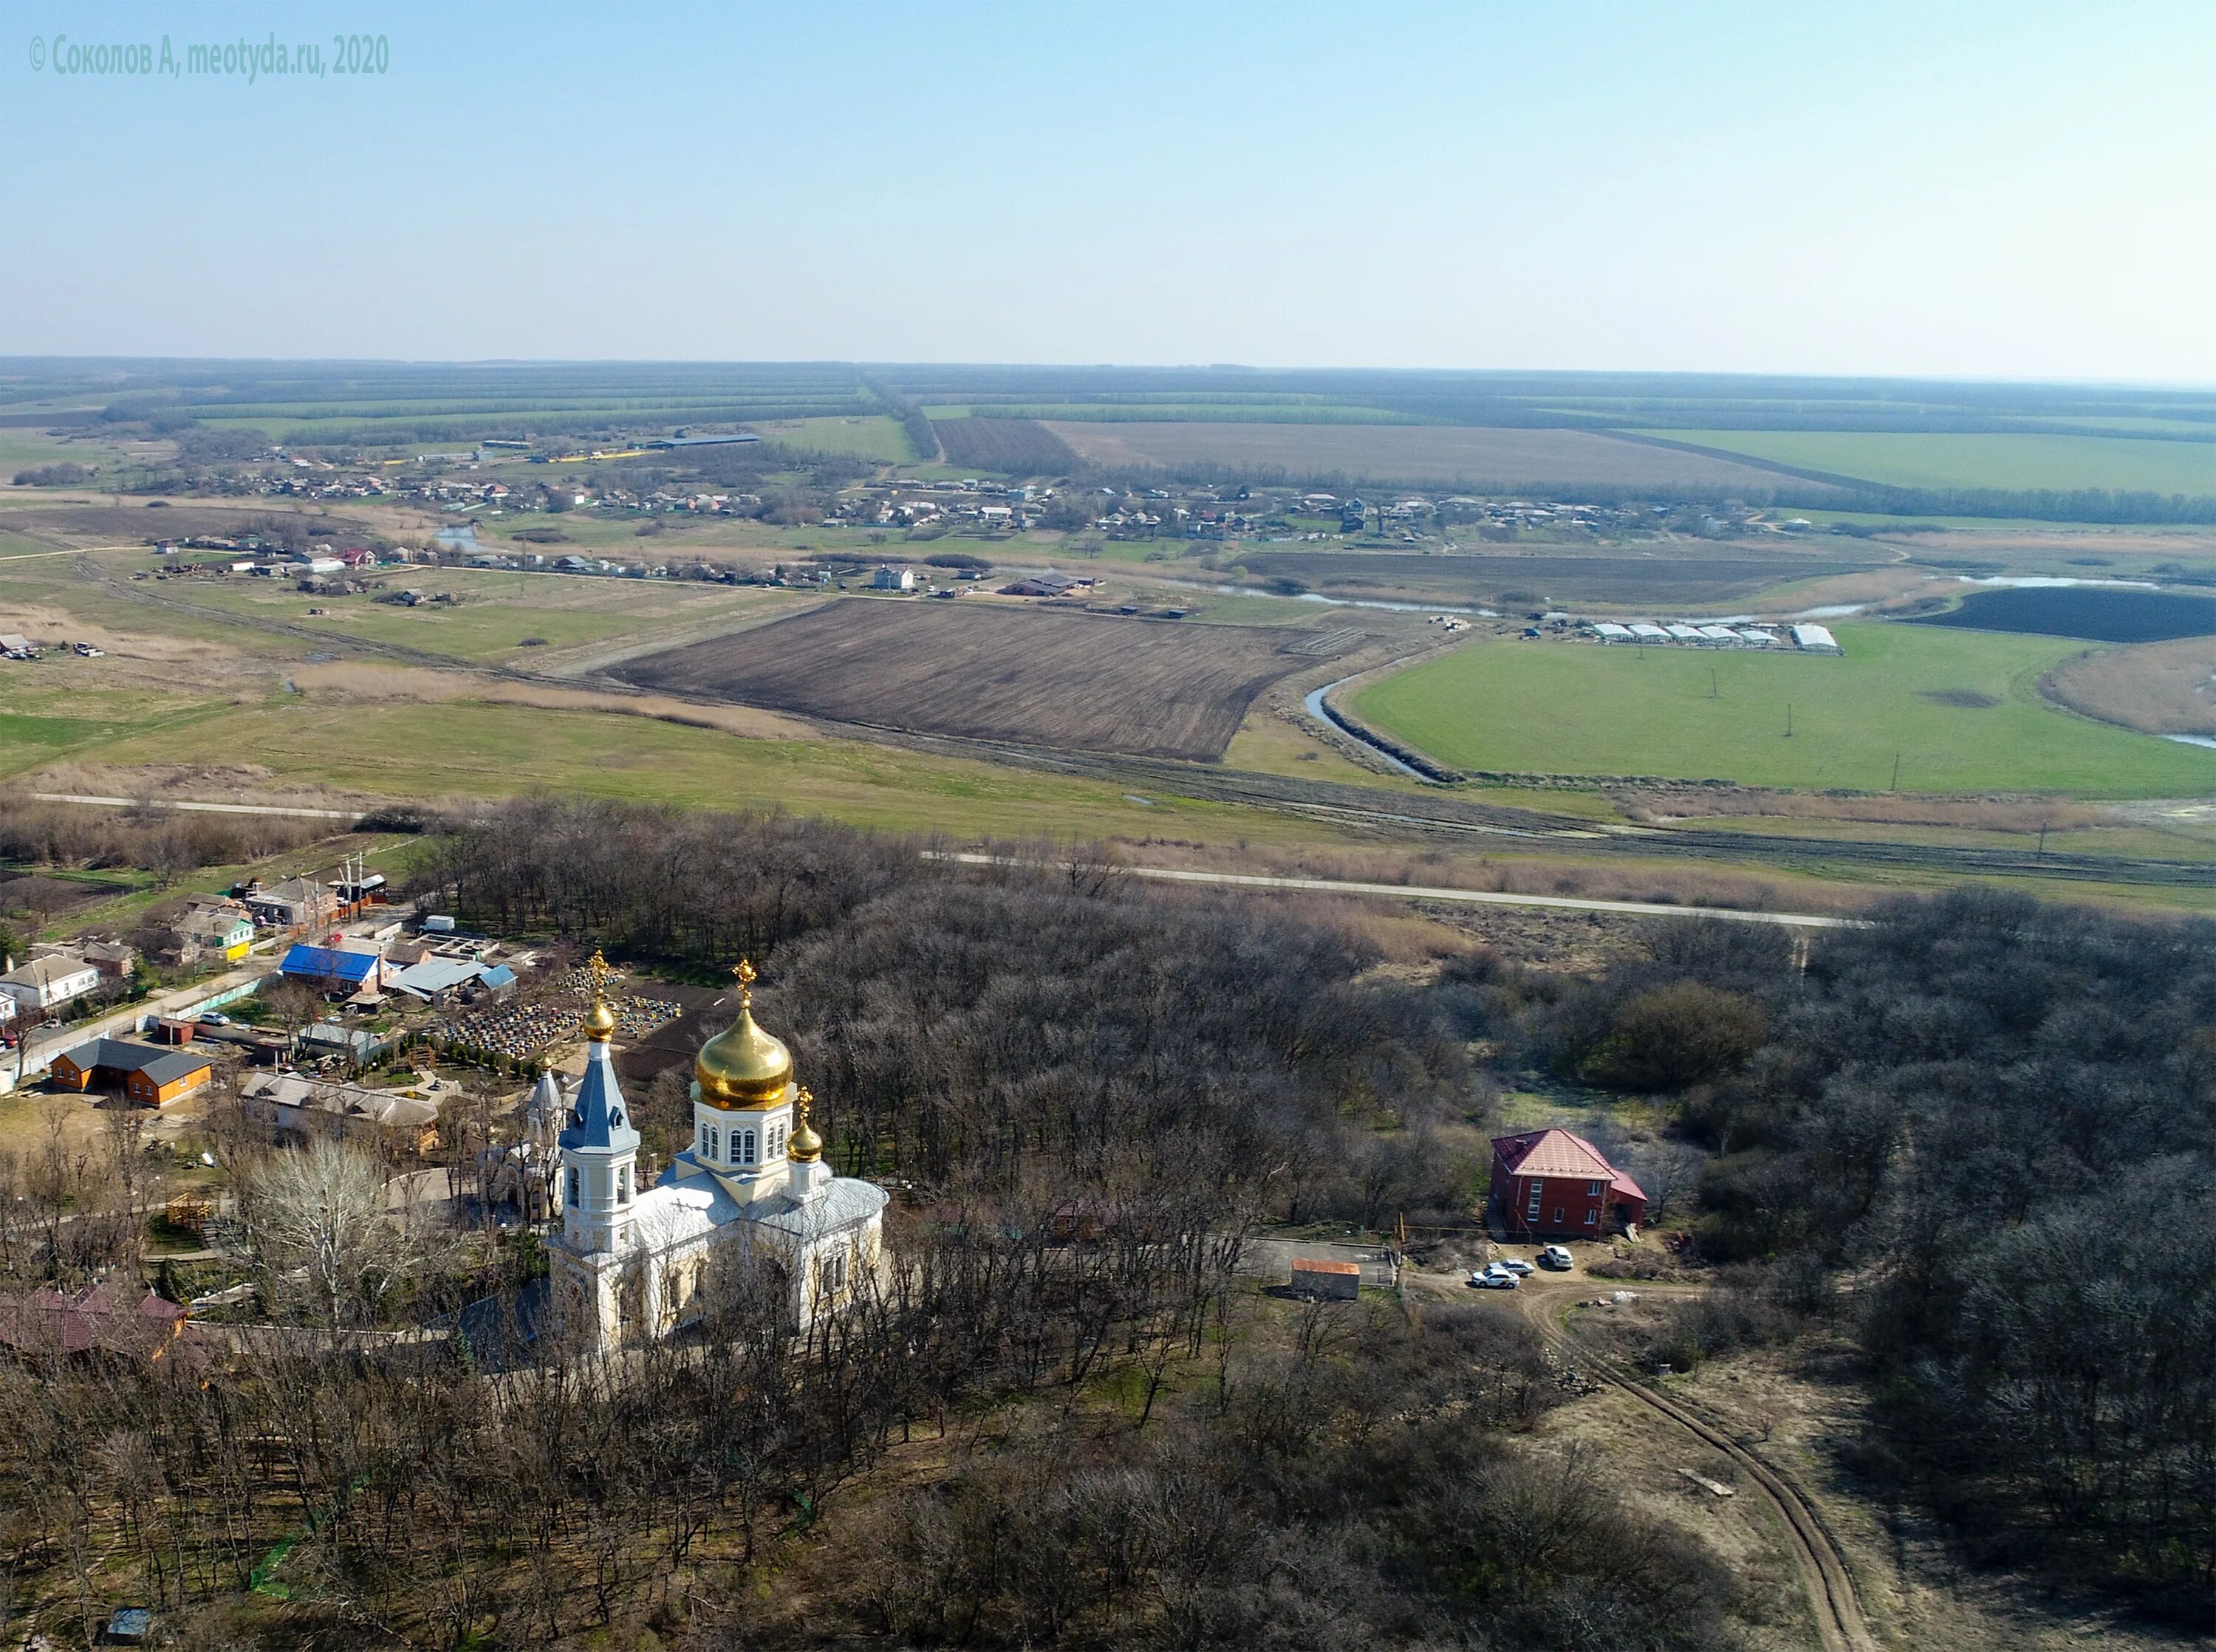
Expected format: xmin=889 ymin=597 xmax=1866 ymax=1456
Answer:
xmin=1517 ymin=1280 xmax=1878 ymax=1652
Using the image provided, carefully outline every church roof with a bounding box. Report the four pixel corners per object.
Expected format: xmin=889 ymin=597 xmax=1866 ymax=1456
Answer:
xmin=626 ymin=1172 xmax=886 ymax=1255
xmin=557 ymin=1041 xmax=637 ymax=1155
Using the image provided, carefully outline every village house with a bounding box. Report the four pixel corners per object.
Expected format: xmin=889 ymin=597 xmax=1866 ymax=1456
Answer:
xmin=241 ymin=876 xmax=334 ymax=932
xmin=870 ymin=564 xmax=915 ymax=592
xmin=157 ymin=897 xmax=256 ymax=967
xmin=1490 ymin=1128 xmax=1647 ymax=1239
xmin=240 ymin=1070 xmax=441 ymax=1154
xmin=49 ymin=1038 xmax=215 ymax=1107
xmin=0 ymin=953 xmax=102 ymax=1015
xmin=278 ymin=939 xmax=388 ymax=996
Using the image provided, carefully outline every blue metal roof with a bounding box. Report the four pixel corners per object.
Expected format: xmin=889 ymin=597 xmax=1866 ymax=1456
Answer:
xmin=558 ymin=1041 xmax=637 ymax=1156
xmin=279 ymin=944 xmax=379 ymax=984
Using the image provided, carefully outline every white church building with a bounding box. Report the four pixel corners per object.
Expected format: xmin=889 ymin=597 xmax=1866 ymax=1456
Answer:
xmin=547 ymin=956 xmax=887 ymax=1351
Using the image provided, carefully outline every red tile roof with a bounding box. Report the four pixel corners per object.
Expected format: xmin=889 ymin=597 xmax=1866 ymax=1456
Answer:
xmin=1493 ymin=1128 xmax=1647 ymax=1202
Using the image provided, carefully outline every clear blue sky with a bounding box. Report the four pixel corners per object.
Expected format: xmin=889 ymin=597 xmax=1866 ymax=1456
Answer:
xmin=2 ymin=0 xmax=2211 ymax=379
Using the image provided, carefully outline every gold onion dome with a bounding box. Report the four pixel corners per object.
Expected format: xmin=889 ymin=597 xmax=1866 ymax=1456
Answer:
xmin=788 ymin=1088 xmax=824 ymax=1163
xmin=581 ymin=949 xmax=618 ymax=1041
xmin=695 ymin=960 xmax=794 ymax=1108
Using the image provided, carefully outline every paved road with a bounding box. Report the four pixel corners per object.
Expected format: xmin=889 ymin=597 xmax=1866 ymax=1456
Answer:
xmin=935 ymin=852 xmax=1858 ymax=929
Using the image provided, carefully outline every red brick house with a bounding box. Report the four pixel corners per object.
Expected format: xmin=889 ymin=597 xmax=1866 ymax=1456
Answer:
xmin=1491 ymin=1128 xmax=1647 ymax=1238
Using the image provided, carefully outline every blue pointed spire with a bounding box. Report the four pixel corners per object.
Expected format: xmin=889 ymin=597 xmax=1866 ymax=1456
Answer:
xmin=557 ymin=951 xmax=639 ymax=1155
xmin=558 ymin=1041 xmax=638 ymax=1154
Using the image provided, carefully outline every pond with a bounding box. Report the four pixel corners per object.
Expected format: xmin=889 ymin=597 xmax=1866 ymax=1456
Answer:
xmin=1907 ymin=586 xmax=2216 ymax=643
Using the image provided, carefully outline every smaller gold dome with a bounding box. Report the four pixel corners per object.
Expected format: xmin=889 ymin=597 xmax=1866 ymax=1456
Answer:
xmin=581 ymin=948 xmax=617 ymax=1042
xmin=788 ymin=1087 xmax=824 ymax=1163
xmin=695 ymin=960 xmax=795 ymax=1110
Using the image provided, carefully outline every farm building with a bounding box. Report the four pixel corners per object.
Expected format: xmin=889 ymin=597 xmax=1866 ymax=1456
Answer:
xmin=1592 ymin=622 xmax=1635 ymax=642
xmin=1628 ymin=623 xmax=1670 ymax=641
xmin=1290 ymin=1258 xmax=1361 ymax=1300
xmin=49 ymin=1038 xmax=214 ymax=1107
xmin=1791 ymin=623 xmax=1841 ymax=653
xmin=871 ymin=565 xmax=915 ymax=592
xmin=0 ymin=954 xmax=101 ymax=1014
xmin=1491 ymin=1128 xmax=1646 ymax=1239
xmin=999 ymin=572 xmax=1090 ymax=597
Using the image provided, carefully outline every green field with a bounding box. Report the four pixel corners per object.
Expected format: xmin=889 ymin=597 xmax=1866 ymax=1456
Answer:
xmin=1352 ymin=623 xmax=2216 ymax=796
xmin=754 ymin=415 xmax=914 ymax=461
xmin=1646 ymin=431 xmax=2216 ymax=496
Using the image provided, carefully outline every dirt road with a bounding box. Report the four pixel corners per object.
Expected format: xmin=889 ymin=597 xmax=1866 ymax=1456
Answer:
xmin=1508 ymin=1273 xmax=1878 ymax=1652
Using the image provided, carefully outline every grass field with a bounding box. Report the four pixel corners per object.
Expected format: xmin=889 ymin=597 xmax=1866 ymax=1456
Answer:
xmin=1645 ymin=431 xmax=2216 ymax=496
xmin=754 ymin=416 xmax=914 ymax=461
xmin=1351 ymin=623 xmax=2216 ymax=796
xmin=617 ymin=597 xmax=1334 ymax=761
xmin=74 ymin=696 xmax=1336 ymax=846
xmin=1044 ymin=422 xmax=1818 ymax=490
xmin=157 ymin=567 xmax=794 ymax=665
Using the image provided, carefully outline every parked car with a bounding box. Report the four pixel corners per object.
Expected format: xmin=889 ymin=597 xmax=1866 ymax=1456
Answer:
xmin=72 ymin=642 xmax=103 ymax=657
xmin=1495 ymin=1257 xmax=1534 ymax=1275
xmin=196 ymin=1012 xmax=229 ymax=1026
xmin=1538 ymin=1245 xmax=1575 ymax=1271
xmin=1468 ymin=1265 xmax=1519 ymax=1290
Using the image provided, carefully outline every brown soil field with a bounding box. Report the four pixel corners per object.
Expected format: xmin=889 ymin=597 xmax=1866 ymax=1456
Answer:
xmin=0 ymin=504 xmax=377 ymax=546
xmin=2043 ymin=634 xmax=2216 ymax=737
xmin=613 ymin=599 xmax=1330 ymax=761
xmin=1237 ymin=550 xmax=1878 ymax=606
xmin=1044 ymin=422 xmax=1827 ymax=491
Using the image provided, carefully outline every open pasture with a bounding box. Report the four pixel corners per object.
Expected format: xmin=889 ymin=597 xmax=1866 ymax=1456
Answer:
xmin=1043 ymin=422 xmax=1817 ymax=490
xmin=1238 ymin=550 xmax=1875 ymax=608
xmin=615 ymin=597 xmax=1326 ymax=760
xmin=1351 ymin=622 xmax=2216 ymax=796
xmin=1645 ymin=431 xmax=2216 ymax=496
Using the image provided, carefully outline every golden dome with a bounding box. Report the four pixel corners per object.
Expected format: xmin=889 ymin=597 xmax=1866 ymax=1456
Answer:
xmin=581 ymin=949 xmax=617 ymax=1042
xmin=695 ymin=960 xmax=794 ymax=1110
xmin=788 ymin=1087 xmax=824 ymax=1163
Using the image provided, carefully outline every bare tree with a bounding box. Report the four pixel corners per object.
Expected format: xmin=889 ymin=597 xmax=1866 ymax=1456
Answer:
xmin=235 ymin=1137 xmax=419 ymax=1328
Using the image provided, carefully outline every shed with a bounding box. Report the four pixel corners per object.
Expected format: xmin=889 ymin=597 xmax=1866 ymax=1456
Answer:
xmin=1290 ymin=1258 xmax=1361 ymax=1300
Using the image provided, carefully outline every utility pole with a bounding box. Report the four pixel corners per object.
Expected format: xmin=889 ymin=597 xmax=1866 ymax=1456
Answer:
xmin=1709 ymin=665 xmax=1718 ymax=699
xmin=1890 ymin=751 xmax=1901 ymax=791
xmin=2037 ymin=820 xmax=2048 ymax=858
xmin=1785 ymin=702 xmax=1793 ymax=738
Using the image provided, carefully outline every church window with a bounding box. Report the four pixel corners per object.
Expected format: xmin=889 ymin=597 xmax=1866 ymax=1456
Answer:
xmin=707 ymin=1125 xmax=719 ymax=1161
xmin=739 ymin=1129 xmax=757 ymax=1166
xmin=618 ymin=1165 xmax=632 ymax=1204
xmin=819 ymin=1248 xmax=847 ymax=1297
xmin=567 ymin=1168 xmax=580 ymax=1208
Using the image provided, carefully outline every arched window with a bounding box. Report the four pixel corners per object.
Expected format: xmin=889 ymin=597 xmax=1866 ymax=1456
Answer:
xmin=739 ymin=1129 xmax=757 ymax=1167
xmin=567 ymin=1167 xmax=580 ymax=1208
xmin=618 ymin=1164 xmax=631 ymax=1204
xmin=769 ymin=1123 xmax=784 ymax=1158
xmin=707 ymin=1125 xmax=719 ymax=1161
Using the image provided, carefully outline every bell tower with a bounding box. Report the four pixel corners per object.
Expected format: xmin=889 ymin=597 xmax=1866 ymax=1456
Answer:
xmin=549 ymin=950 xmax=642 ymax=1351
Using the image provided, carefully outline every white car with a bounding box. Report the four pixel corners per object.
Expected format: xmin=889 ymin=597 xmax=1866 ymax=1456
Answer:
xmin=1538 ymin=1245 xmax=1575 ymax=1271
xmin=1469 ymin=1265 xmax=1520 ymax=1290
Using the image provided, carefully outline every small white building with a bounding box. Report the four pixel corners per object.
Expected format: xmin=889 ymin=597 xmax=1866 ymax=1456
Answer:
xmin=872 ymin=565 xmax=915 ymax=592
xmin=0 ymin=954 xmax=102 ymax=1013
xmin=1791 ymin=623 xmax=1842 ymax=653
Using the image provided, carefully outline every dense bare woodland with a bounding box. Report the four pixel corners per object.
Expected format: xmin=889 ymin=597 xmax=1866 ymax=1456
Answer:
xmin=5 ymin=802 xmax=2211 ymax=1642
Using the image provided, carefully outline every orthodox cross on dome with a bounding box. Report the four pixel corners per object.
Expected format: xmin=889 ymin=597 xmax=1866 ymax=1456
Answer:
xmin=733 ymin=958 xmax=756 ymax=1010
xmin=588 ymin=947 xmax=612 ymax=998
